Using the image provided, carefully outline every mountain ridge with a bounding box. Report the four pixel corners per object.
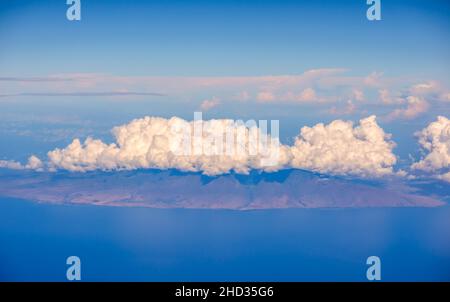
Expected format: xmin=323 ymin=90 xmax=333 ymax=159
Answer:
xmin=0 ymin=169 xmax=445 ymax=209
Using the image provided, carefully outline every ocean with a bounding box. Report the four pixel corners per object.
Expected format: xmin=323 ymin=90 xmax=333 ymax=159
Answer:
xmin=0 ymin=198 xmax=449 ymax=281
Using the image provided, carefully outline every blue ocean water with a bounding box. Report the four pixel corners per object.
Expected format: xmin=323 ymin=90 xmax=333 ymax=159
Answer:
xmin=0 ymin=198 xmax=449 ymax=281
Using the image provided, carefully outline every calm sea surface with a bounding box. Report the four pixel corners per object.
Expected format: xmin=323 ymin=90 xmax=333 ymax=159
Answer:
xmin=0 ymin=198 xmax=449 ymax=281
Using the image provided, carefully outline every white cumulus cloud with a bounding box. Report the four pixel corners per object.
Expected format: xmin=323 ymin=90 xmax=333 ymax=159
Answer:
xmin=290 ymin=116 xmax=397 ymax=177
xmin=0 ymin=160 xmax=23 ymax=170
xmin=3 ymin=115 xmax=401 ymax=178
xmin=411 ymin=116 xmax=450 ymax=182
xmin=47 ymin=116 xmax=291 ymax=176
xmin=0 ymin=155 xmax=43 ymax=171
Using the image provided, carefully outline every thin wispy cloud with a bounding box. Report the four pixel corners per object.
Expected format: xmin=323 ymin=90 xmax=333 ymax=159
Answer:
xmin=0 ymin=76 xmax=77 ymax=82
xmin=0 ymin=70 xmax=448 ymax=120
xmin=0 ymin=91 xmax=166 ymax=98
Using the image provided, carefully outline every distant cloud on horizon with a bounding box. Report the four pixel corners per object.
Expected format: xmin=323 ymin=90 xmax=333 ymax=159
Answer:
xmin=199 ymin=96 xmax=221 ymax=111
xmin=0 ymin=69 xmax=448 ymax=120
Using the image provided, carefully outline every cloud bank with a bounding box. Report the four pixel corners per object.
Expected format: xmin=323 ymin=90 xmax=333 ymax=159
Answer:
xmin=6 ymin=114 xmax=450 ymax=182
xmin=1 ymin=115 xmax=401 ymax=178
xmin=47 ymin=116 xmax=291 ymax=176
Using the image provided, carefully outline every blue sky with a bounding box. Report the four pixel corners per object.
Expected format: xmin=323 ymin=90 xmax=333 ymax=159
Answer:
xmin=0 ymin=0 xmax=449 ymax=77
xmin=0 ymin=0 xmax=449 ymax=179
